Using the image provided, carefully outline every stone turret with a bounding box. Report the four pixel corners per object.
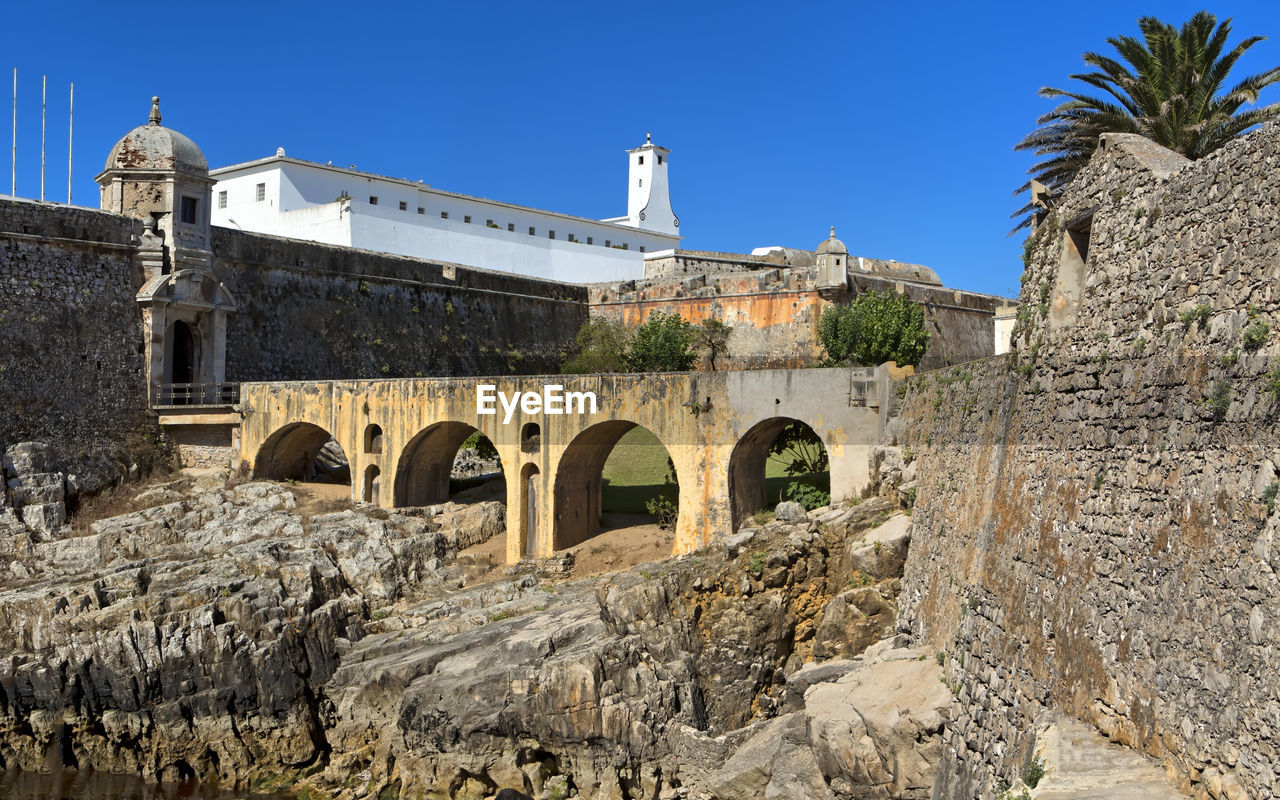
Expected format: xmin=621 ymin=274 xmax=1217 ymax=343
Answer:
xmin=98 ymin=97 xmax=233 ymax=405
xmin=815 ymin=226 xmax=849 ymax=290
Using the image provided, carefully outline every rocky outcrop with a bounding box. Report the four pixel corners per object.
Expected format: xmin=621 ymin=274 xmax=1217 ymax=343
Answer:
xmin=0 ymin=474 xmax=946 ymax=799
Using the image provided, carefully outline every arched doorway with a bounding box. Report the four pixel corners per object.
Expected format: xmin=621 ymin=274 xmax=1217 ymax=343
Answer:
xmin=552 ymin=422 xmax=679 ymax=551
xmin=363 ymin=465 xmax=382 ymax=505
xmin=521 ymin=463 xmax=540 ymax=558
xmin=394 ymin=422 xmax=504 ymax=507
xmin=728 ymin=418 xmax=830 ymax=529
xmin=167 ymin=320 xmax=197 ymax=387
xmin=254 ymin=422 xmax=351 ymax=485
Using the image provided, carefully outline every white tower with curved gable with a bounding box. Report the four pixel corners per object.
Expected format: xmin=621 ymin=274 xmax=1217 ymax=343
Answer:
xmin=625 ymin=133 xmax=679 ymax=236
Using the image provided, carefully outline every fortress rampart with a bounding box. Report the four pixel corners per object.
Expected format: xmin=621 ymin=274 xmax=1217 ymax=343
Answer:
xmin=893 ymin=124 xmax=1280 ymax=798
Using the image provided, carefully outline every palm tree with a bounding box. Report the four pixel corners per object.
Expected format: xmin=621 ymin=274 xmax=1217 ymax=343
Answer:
xmin=1013 ymin=11 xmax=1280 ymax=232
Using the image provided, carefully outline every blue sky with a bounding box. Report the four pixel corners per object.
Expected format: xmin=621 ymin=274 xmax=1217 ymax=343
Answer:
xmin=6 ymin=1 xmax=1280 ymax=297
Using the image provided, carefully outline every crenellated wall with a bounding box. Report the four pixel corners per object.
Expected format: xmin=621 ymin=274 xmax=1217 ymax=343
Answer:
xmin=892 ymin=124 xmax=1280 ymax=798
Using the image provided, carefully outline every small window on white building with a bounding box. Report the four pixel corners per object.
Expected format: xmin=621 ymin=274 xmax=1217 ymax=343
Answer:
xmin=528 ymin=226 xmax=536 ymax=235
xmin=549 ymin=230 xmax=555 ymax=239
xmin=640 ymin=246 xmax=645 ymax=252
xmin=217 ymin=190 xmax=227 ymax=209
xmin=369 ymin=196 xmax=378 ymax=205
xmin=441 ymin=211 xmax=448 ymax=219
xmin=658 ymin=155 xmax=663 ymax=165
xmin=638 ymin=179 xmax=643 ymax=187
xmin=622 ymin=243 xmax=629 ymax=250
xmin=417 ymin=207 xmax=425 ymax=215
xmin=399 ymin=201 xmax=407 ymax=211
xmin=255 ymin=183 xmax=265 ymax=202
xmin=605 ymin=240 xmax=611 ymax=247
xmin=638 ymin=156 xmax=644 ymax=165
xmin=568 ymin=233 xmax=575 ymax=242
xmin=508 ymin=223 xmax=515 ymax=232
xmin=464 ymin=215 xmax=471 ymax=224
xmin=587 ymin=236 xmax=593 ymax=245
xmin=486 ymin=219 xmax=495 ymax=227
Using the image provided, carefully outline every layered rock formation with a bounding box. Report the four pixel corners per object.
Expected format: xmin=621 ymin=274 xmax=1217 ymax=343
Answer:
xmin=0 ymin=468 xmax=942 ymax=799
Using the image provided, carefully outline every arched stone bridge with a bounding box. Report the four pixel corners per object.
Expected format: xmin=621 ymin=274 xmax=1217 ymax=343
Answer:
xmin=237 ymin=365 xmax=903 ymax=562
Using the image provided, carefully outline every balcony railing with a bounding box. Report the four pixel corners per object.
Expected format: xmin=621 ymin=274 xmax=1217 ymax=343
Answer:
xmin=154 ymin=382 xmax=240 ymax=408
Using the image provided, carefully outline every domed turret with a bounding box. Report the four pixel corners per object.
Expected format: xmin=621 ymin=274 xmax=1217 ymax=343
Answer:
xmin=103 ymin=97 xmax=208 ymax=176
xmin=96 ymin=96 xmax=213 ymax=257
xmin=815 ymin=226 xmax=849 ymax=290
xmin=816 ymin=225 xmax=848 ymax=256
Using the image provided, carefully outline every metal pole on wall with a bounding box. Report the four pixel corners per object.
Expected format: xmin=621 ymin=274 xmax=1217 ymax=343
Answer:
xmin=67 ymin=83 xmax=73 ymax=205
xmin=40 ymin=74 xmax=46 ymax=201
xmin=11 ymin=68 xmax=16 ymax=197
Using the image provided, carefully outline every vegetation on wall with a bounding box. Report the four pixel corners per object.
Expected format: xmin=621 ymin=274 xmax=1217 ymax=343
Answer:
xmin=1013 ymin=11 xmax=1280 ymax=231
xmin=817 ymin=291 xmax=930 ymax=367
xmin=564 ymin=311 xmax=729 ymax=374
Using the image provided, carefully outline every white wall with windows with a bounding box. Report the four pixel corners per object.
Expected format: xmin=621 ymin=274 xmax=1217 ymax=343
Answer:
xmin=210 ymin=147 xmax=680 ymax=284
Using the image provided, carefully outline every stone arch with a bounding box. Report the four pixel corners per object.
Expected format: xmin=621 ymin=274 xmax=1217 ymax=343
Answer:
xmin=394 ymin=421 xmax=502 ymax=507
xmin=552 ymin=421 xmax=680 ymax=551
xmin=254 ymin=422 xmax=351 ymax=484
xmin=364 ymin=423 xmax=383 ymax=454
xmin=728 ymin=417 xmax=830 ymax=529
xmin=363 ymin=465 xmax=381 ymax=504
xmin=520 ymin=462 xmax=541 ymax=558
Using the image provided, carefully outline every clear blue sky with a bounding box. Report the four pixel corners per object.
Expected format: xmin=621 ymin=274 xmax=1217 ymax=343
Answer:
xmin=7 ymin=1 xmax=1280 ymax=297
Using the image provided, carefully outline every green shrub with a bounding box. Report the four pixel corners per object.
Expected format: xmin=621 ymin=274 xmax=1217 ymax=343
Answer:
xmin=783 ymin=480 xmax=830 ymax=511
xmin=1024 ymin=757 xmax=1046 ymax=789
xmin=460 ymin=430 xmax=498 ymax=460
xmin=1180 ymin=303 xmax=1211 ymax=330
xmin=562 ymin=316 xmax=632 ymax=373
xmin=1263 ymin=481 xmax=1279 ymax=516
xmin=1243 ymin=320 xmax=1270 ymax=351
xmin=645 ymin=495 xmax=678 ymax=529
xmin=1266 ymin=366 xmax=1280 ymax=404
xmin=1208 ymin=379 xmax=1232 ymax=422
xmin=628 ymin=310 xmax=697 ymax=372
xmin=817 ymin=290 xmax=930 ymax=367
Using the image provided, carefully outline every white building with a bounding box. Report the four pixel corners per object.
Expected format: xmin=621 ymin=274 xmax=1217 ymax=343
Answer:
xmin=209 ymin=135 xmax=680 ymax=284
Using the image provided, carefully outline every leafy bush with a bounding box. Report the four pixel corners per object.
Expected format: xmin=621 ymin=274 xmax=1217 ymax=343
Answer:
xmin=460 ymin=430 xmax=498 ymax=460
xmin=1208 ymin=379 xmax=1232 ymax=422
xmin=692 ymin=318 xmax=733 ymax=370
xmin=645 ymin=495 xmax=678 ymax=529
xmin=783 ymin=480 xmax=830 ymax=511
xmin=817 ymin=290 xmax=930 ymax=367
xmin=1243 ymin=320 xmax=1270 ymax=351
xmin=628 ymin=310 xmax=697 ymax=372
xmin=1180 ymin=303 xmax=1211 ymax=330
xmin=562 ymin=316 xmax=633 ymax=373
xmin=768 ymin=422 xmax=830 ymax=476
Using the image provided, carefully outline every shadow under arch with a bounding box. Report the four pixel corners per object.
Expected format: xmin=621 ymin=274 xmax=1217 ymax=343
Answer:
xmin=254 ymin=422 xmax=351 ymax=483
xmin=552 ymin=420 xmax=680 ymax=551
xmin=394 ymin=421 xmax=502 ymax=507
xmin=728 ymin=417 xmax=829 ymax=529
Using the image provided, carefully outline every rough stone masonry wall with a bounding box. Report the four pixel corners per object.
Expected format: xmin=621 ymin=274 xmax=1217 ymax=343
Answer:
xmin=892 ymin=125 xmax=1280 ymax=799
xmin=590 ymin=267 xmax=1003 ymax=371
xmin=212 ymin=228 xmax=588 ymax=381
xmin=0 ymin=199 xmax=152 ymax=485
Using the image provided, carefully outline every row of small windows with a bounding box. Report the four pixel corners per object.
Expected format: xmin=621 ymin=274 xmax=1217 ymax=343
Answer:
xmin=219 ymin=185 xmax=645 ymax=252
xmin=636 ymin=154 xmax=664 ymax=165
xmin=438 ymin=210 xmax=642 ymax=250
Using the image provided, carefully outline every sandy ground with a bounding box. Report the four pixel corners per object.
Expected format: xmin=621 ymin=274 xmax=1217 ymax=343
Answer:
xmin=459 ymin=512 xmax=675 ymax=582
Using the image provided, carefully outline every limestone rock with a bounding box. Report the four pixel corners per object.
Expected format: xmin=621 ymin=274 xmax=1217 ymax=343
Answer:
xmin=774 ymin=501 xmax=807 ymax=524
xmin=846 ymin=513 xmax=911 ymax=579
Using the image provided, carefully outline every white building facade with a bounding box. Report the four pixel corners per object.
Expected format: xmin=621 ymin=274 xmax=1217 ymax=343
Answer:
xmin=210 ymin=137 xmax=680 ymax=284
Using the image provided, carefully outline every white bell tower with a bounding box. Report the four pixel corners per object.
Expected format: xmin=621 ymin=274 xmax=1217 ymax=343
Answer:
xmin=625 ymin=133 xmax=679 ymax=236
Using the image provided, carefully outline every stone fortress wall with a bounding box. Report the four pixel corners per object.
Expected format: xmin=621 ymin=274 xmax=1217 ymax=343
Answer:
xmin=0 ymin=199 xmax=149 ymax=483
xmin=589 ymin=262 xmax=1007 ymax=372
xmin=212 ymin=228 xmax=585 ymax=382
xmin=889 ymin=124 xmax=1280 ymax=798
xmin=0 ymin=199 xmax=585 ymax=481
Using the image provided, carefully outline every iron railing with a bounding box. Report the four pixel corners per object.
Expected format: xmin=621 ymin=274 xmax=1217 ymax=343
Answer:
xmin=154 ymin=382 xmax=240 ymax=408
